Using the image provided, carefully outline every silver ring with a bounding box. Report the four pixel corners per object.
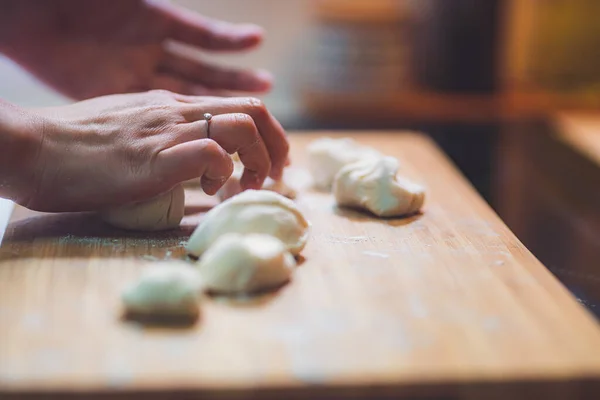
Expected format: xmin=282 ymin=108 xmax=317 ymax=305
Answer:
xmin=204 ymin=113 xmax=213 ymax=137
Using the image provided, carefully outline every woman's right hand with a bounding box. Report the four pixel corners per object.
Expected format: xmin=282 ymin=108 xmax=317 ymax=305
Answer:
xmin=20 ymin=90 xmax=289 ymax=212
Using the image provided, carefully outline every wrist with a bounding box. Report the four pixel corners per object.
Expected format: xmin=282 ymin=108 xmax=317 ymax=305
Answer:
xmin=0 ymin=100 xmax=43 ymax=204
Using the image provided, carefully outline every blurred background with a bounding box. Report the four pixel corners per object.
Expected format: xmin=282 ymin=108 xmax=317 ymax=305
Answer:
xmin=1 ymin=0 xmax=599 ymax=315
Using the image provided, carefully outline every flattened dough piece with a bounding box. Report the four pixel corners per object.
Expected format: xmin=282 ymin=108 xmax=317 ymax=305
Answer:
xmin=102 ymin=185 xmax=184 ymax=231
xmin=217 ymin=161 xmax=296 ymax=201
xmin=307 ymin=137 xmax=381 ymax=190
xmin=333 ymin=156 xmax=425 ymax=217
xmin=186 ymin=190 xmax=309 ymax=257
xmin=197 ymin=233 xmax=295 ymax=294
xmin=122 ymin=262 xmax=202 ymax=317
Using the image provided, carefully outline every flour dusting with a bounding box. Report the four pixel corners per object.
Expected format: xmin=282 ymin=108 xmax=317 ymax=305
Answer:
xmin=362 ymin=251 xmax=389 ymax=259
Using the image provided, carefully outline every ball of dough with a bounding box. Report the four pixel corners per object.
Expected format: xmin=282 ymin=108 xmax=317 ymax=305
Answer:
xmin=102 ymin=185 xmax=185 ymax=231
xmin=122 ymin=262 xmax=202 ymax=317
xmin=186 ymin=190 xmax=309 ymax=257
xmin=217 ymin=161 xmax=296 ymax=201
xmin=197 ymin=233 xmax=296 ymax=294
xmin=333 ymin=156 xmax=425 ymax=217
xmin=307 ymin=137 xmax=381 ymax=191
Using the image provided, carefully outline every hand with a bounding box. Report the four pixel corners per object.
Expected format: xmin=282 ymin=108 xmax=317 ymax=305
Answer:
xmin=0 ymin=0 xmax=271 ymax=99
xmin=19 ymin=90 xmax=288 ymax=212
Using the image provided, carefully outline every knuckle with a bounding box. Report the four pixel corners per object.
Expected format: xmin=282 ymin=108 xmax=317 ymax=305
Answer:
xmin=231 ymin=114 xmax=264 ymax=152
xmin=201 ymin=140 xmax=233 ymax=176
xmin=149 ymin=89 xmax=174 ymax=97
xmin=199 ymin=138 xmax=221 ymax=155
xmin=232 ymin=113 xmax=256 ymax=129
xmin=243 ymin=97 xmax=267 ymax=116
xmin=224 ymin=157 xmax=234 ymax=175
xmin=143 ymin=110 xmax=179 ymax=129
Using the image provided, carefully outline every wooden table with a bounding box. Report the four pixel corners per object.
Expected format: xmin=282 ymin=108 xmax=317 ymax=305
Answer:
xmin=1 ymin=132 xmax=600 ymax=399
xmin=494 ymin=114 xmax=600 ymax=315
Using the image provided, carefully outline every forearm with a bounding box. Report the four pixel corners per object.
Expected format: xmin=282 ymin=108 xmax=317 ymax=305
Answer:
xmin=0 ymin=100 xmax=40 ymax=203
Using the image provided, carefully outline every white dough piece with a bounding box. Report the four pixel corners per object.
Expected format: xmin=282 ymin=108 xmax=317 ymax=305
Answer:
xmin=102 ymin=185 xmax=185 ymax=231
xmin=122 ymin=262 xmax=202 ymax=317
xmin=186 ymin=190 xmax=309 ymax=257
xmin=217 ymin=161 xmax=297 ymax=201
xmin=197 ymin=233 xmax=295 ymax=294
xmin=307 ymin=137 xmax=381 ymax=190
xmin=333 ymin=156 xmax=425 ymax=217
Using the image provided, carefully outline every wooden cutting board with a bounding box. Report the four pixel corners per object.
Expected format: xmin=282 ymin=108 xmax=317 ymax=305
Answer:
xmin=1 ymin=132 xmax=600 ymax=399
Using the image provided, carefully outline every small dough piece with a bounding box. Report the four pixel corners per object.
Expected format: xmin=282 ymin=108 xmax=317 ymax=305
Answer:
xmin=307 ymin=137 xmax=381 ymax=190
xmin=122 ymin=262 xmax=202 ymax=317
xmin=102 ymin=185 xmax=185 ymax=231
xmin=186 ymin=190 xmax=309 ymax=257
xmin=333 ymin=156 xmax=425 ymax=217
xmin=217 ymin=161 xmax=296 ymax=201
xmin=198 ymin=233 xmax=295 ymax=294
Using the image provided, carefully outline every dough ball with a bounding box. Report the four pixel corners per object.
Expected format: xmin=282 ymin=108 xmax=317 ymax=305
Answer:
xmin=307 ymin=137 xmax=381 ymax=191
xmin=186 ymin=190 xmax=309 ymax=257
xmin=333 ymin=156 xmax=425 ymax=217
xmin=122 ymin=262 xmax=202 ymax=317
xmin=102 ymin=185 xmax=185 ymax=231
xmin=217 ymin=161 xmax=296 ymax=201
xmin=197 ymin=233 xmax=295 ymax=294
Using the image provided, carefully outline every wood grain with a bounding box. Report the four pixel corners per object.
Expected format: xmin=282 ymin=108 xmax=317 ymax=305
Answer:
xmin=1 ymin=132 xmax=600 ymax=399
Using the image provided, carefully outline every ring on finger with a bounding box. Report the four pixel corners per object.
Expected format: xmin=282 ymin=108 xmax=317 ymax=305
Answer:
xmin=203 ymin=113 xmax=213 ymax=137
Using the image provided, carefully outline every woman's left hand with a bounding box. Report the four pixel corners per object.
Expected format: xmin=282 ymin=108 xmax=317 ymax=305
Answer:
xmin=0 ymin=0 xmax=272 ymax=99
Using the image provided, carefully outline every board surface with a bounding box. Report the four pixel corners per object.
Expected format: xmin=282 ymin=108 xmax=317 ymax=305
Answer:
xmin=1 ymin=132 xmax=600 ymax=399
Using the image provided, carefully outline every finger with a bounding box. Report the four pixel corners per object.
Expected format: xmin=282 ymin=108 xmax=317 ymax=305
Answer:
xmin=160 ymin=54 xmax=272 ymax=92
xmin=155 ymin=139 xmax=233 ymax=195
xmin=177 ymin=113 xmax=270 ymax=189
xmin=150 ymin=1 xmax=263 ymax=51
xmin=152 ymin=74 xmax=237 ymax=96
xmin=179 ymin=97 xmax=289 ymax=180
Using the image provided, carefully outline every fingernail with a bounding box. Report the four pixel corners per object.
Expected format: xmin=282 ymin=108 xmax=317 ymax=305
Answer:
xmin=238 ymin=24 xmax=264 ymax=37
xmin=249 ymin=70 xmax=273 ymax=92
xmin=255 ymin=69 xmax=273 ymax=83
xmin=202 ymin=177 xmax=227 ymax=195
